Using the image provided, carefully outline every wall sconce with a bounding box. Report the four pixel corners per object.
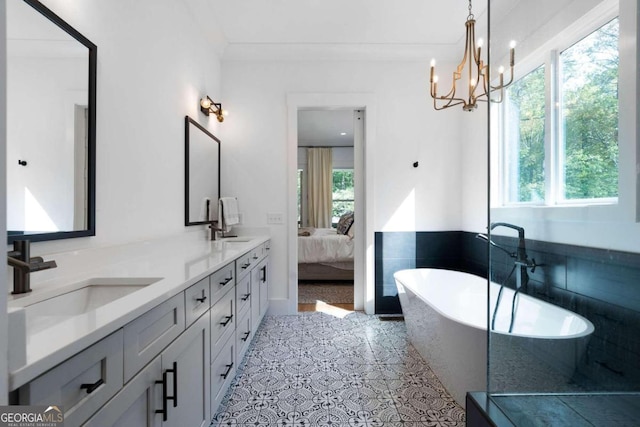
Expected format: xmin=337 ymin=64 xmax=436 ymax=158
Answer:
xmin=200 ymin=96 xmax=228 ymax=122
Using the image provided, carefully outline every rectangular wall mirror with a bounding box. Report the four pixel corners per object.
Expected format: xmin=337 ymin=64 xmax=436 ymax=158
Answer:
xmin=185 ymin=116 xmax=220 ymax=226
xmin=7 ymin=0 xmax=97 ymax=243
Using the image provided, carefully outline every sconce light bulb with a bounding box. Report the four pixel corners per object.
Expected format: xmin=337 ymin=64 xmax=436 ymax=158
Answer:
xmin=430 ymin=58 xmax=436 ymax=67
xmin=498 ymin=66 xmax=505 ymax=74
xmin=433 ymin=75 xmax=439 ymax=83
xmin=509 ymin=40 xmax=517 ymax=49
xmin=221 ymin=109 xmax=229 ymax=117
xmin=477 ymin=38 xmax=484 ymax=48
xmin=201 ymin=98 xmax=212 ymax=109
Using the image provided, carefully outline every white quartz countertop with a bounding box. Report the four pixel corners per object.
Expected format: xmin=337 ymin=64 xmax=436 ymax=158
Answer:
xmin=7 ymin=232 xmax=270 ymax=390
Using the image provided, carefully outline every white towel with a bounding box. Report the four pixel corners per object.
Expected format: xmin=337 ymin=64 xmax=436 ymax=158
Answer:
xmin=219 ymin=197 xmax=240 ymax=231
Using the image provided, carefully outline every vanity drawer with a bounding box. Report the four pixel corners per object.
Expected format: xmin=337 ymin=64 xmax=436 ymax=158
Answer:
xmin=210 ymin=261 xmax=235 ymax=305
xmin=235 ymin=253 xmax=253 ymax=281
xmin=210 ymin=287 xmax=235 ymax=362
xmin=236 ymin=308 xmax=252 ymax=365
xmin=123 ymin=293 xmax=185 ymax=382
xmin=18 ymin=330 xmax=124 ymax=427
xmin=248 ymin=246 xmax=261 ymax=264
xmin=185 ymin=276 xmax=210 ymax=327
xmin=236 ymin=273 xmax=252 ymax=317
xmin=211 ymin=332 xmax=235 ymax=414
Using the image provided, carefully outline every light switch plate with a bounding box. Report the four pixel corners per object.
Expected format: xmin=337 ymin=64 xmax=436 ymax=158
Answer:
xmin=267 ymin=212 xmax=284 ymax=224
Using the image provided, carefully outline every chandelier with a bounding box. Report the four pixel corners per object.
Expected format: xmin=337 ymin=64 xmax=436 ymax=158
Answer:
xmin=429 ymin=0 xmax=515 ymax=111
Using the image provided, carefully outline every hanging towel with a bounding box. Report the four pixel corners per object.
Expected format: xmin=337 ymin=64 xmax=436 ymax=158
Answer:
xmin=219 ymin=197 xmax=240 ymax=231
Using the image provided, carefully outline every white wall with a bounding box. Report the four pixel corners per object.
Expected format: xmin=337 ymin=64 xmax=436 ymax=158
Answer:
xmin=17 ymin=0 xmax=223 ymax=256
xmin=221 ymin=59 xmax=464 ymax=307
xmin=460 ymin=105 xmax=489 ymax=233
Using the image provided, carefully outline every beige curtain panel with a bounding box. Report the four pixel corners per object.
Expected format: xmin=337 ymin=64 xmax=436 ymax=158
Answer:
xmin=307 ymin=147 xmax=333 ymax=228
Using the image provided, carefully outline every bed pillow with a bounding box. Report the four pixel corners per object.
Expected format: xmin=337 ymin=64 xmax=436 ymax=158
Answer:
xmin=336 ymin=212 xmax=354 ymax=235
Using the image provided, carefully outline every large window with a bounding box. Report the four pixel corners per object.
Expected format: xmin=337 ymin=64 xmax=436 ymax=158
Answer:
xmin=332 ymin=169 xmax=354 ymax=226
xmin=504 ymin=65 xmax=546 ymax=203
xmin=560 ymin=18 xmax=619 ymax=200
xmin=500 ymin=17 xmax=619 ymax=205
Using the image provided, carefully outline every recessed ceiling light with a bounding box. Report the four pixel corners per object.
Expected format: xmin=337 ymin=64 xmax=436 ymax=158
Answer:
xmin=340 ymin=132 xmax=347 ymax=136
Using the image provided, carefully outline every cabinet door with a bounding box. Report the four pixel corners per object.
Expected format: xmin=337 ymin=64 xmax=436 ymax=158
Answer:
xmin=258 ymin=258 xmax=269 ymax=318
xmin=161 ymin=313 xmax=210 ymax=427
xmin=250 ymin=268 xmax=260 ymax=332
xmin=83 ymin=358 xmax=162 ymax=427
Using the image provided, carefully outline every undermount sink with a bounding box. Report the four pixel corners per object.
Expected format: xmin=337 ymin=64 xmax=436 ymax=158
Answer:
xmin=220 ymin=237 xmax=253 ymax=243
xmin=9 ymin=277 xmax=162 ymax=335
xmin=8 ymin=277 xmax=163 ymax=371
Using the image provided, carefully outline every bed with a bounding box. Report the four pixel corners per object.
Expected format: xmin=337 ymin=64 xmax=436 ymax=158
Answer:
xmin=298 ymin=227 xmax=354 ymax=281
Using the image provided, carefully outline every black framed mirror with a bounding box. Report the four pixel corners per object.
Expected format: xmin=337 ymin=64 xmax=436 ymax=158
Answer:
xmin=185 ymin=116 xmax=221 ymax=226
xmin=7 ymin=0 xmax=97 ymax=243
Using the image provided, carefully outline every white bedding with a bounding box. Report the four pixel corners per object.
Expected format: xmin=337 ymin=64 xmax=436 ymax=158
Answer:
xmin=298 ymin=228 xmax=354 ymax=264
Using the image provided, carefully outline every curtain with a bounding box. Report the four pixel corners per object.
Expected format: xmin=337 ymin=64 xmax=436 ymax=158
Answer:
xmin=307 ymin=147 xmax=333 ymax=228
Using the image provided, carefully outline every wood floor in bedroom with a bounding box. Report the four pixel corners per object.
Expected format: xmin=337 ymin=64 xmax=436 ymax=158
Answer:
xmin=298 ymin=302 xmax=354 ymax=312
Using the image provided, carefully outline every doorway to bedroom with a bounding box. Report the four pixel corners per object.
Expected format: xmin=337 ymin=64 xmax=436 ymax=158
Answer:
xmin=296 ymin=109 xmax=360 ymax=312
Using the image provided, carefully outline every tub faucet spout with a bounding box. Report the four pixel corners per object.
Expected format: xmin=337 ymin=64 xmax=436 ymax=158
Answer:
xmin=488 ymin=222 xmax=537 ymax=291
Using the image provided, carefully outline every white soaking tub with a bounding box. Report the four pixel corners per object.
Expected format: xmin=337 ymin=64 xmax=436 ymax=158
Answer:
xmin=394 ymin=268 xmax=595 ymax=406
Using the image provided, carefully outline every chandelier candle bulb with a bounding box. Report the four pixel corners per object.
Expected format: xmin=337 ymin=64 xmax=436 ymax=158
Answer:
xmin=510 ymin=41 xmax=516 ymax=66
xmin=430 ymin=59 xmax=436 ymax=83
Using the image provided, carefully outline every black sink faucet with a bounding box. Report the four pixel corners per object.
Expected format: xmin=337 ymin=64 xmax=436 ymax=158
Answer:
xmin=7 ymin=240 xmax=57 ymax=294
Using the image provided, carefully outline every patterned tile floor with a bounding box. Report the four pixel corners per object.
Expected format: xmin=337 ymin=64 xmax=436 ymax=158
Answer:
xmin=211 ymin=311 xmax=466 ymax=426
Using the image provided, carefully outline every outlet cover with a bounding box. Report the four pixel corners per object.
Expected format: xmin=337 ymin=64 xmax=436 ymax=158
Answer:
xmin=267 ymin=212 xmax=284 ymax=224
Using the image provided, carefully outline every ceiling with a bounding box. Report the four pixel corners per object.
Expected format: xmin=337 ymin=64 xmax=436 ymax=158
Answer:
xmin=184 ymin=0 xmax=500 ymax=61
xmin=180 ymin=0 xmax=516 ymax=143
xmin=297 ymin=110 xmax=355 ymax=147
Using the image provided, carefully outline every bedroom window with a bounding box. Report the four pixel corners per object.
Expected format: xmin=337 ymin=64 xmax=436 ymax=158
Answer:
xmin=332 ymin=169 xmax=354 ymax=226
xmin=499 ymin=17 xmax=619 ymax=206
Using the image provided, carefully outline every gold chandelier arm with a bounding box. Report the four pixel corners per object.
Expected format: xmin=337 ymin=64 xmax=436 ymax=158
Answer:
xmin=433 ymin=97 xmax=466 ymax=111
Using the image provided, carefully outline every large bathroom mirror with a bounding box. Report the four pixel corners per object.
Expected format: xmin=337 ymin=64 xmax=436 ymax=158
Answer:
xmin=185 ymin=116 xmax=220 ymax=226
xmin=7 ymin=0 xmax=97 ymax=243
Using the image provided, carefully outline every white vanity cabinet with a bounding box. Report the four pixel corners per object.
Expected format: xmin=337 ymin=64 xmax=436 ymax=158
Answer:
xmin=11 ymin=237 xmax=270 ymax=427
xmin=84 ymin=313 xmax=210 ymax=427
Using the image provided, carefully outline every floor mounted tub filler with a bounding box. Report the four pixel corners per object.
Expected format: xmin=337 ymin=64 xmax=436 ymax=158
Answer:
xmin=394 ymin=268 xmax=595 ymax=407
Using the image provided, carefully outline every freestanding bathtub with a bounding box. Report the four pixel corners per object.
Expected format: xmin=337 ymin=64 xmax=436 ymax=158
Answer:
xmin=394 ymin=268 xmax=595 ymax=407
